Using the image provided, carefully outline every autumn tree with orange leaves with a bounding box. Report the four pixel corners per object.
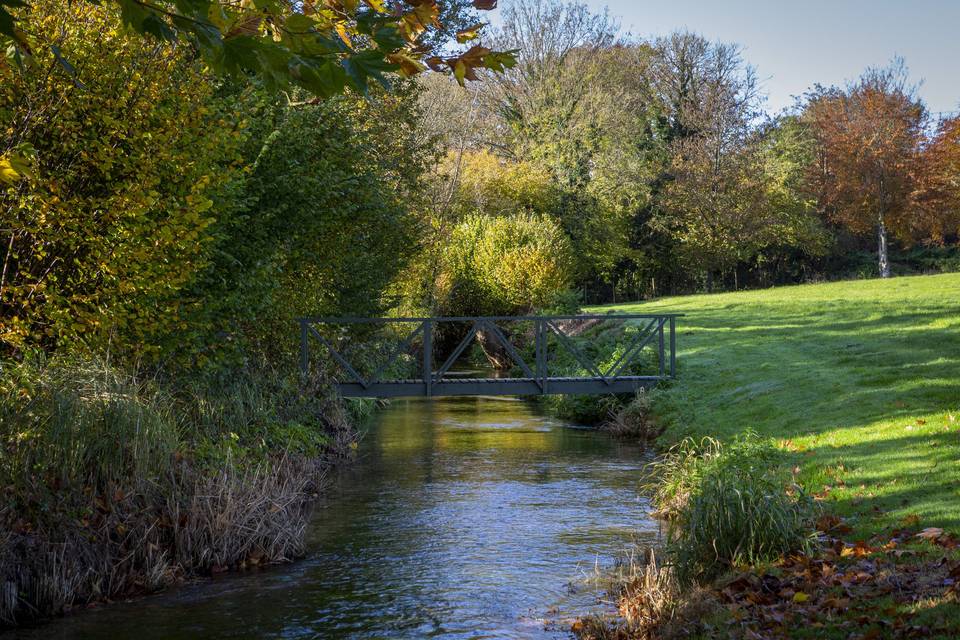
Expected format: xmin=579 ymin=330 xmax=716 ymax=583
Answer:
xmin=803 ymin=62 xmax=927 ymax=278
xmin=912 ymin=116 xmax=960 ymax=243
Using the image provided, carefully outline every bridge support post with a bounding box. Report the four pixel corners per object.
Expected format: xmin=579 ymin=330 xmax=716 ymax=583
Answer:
xmin=423 ymin=319 xmax=432 ymax=397
xmin=658 ymin=319 xmax=665 ymax=378
xmin=535 ymin=319 xmax=548 ymax=394
xmin=669 ymin=316 xmax=676 ymax=378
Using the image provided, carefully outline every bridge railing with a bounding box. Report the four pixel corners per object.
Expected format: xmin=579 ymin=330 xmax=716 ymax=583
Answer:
xmin=298 ymin=314 xmax=681 ymax=398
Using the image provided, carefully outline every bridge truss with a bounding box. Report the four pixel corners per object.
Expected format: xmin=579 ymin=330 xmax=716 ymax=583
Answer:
xmin=298 ymin=314 xmax=680 ymax=398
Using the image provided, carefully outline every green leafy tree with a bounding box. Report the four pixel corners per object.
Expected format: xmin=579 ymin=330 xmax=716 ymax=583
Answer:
xmin=0 ymin=2 xmax=244 ymax=354
xmin=187 ymin=85 xmax=428 ymax=363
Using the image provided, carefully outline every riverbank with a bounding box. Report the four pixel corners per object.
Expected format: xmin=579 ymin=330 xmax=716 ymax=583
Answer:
xmin=576 ymin=273 xmax=960 ymax=637
xmin=9 ymin=395 xmax=662 ymax=639
xmin=0 ymin=357 xmax=360 ymax=627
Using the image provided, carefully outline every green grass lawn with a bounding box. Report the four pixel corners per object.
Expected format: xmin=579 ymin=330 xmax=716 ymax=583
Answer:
xmin=594 ymin=273 xmax=960 ymax=537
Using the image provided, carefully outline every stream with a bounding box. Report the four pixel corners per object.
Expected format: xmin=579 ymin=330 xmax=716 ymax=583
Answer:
xmin=22 ymin=394 xmax=660 ymax=639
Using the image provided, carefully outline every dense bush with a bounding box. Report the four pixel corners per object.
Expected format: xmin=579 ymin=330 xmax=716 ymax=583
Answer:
xmin=647 ymin=435 xmax=816 ymax=585
xmin=188 ymin=89 xmax=425 ymax=365
xmin=0 ymin=2 xmax=244 ymax=356
xmin=449 ymin=150 xmax=561 ymax=218
xmin=440 ymin=212 xmax=574 ymax=316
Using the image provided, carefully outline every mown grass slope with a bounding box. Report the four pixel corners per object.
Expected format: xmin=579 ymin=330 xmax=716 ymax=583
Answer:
xmin=594 ymin=273 xmax=960 ymax=535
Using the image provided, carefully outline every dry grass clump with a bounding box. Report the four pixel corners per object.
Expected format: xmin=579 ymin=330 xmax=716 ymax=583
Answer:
xmin=0 ymin=455 xmax=329 ymax=625
xmin=573 ymin=549 xmax=719 ymax=640
xmin=0 ymin=356 xmax=352 ymax=627
xmin=169 ymin=454 xmax=326 ymax=571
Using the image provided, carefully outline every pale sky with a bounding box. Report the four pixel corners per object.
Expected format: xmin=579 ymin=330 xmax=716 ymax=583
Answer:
xmin=488 ymin=0 xmax=960 ymax=117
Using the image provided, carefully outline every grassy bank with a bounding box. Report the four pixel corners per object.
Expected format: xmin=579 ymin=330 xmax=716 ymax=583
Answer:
xmin=0 ymin=357 xmax=358 ymax=626
xmin=577 ymin=273 xmax=960 ymax=638
xmin=595 ymin=272 xmax=960 ymax=535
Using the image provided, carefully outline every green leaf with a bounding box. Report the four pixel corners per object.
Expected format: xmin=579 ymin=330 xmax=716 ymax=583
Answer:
xmin=482 ymin=49 xmax=518 ymax=73
xmin=341 ymin=50 xmax=395 ymax=93
xmin=284 ymin=14 xmax=317 ymax=34
xmin=297 ymin=60 xmax=348 ymax=97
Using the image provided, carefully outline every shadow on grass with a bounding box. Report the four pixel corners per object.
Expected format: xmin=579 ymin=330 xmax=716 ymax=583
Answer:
xmin=797 ymin=430 xmax=960 ymax=530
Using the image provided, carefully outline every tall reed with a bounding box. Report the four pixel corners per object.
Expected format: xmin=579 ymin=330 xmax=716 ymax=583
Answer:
xmin=645 ymin=434 xmax=816 ymax=585
xmin=0 ymin=355 xmax=352 ymax=626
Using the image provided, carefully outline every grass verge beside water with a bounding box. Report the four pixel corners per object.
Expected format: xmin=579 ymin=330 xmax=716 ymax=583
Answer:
xmin=576 ymin=273 xmax=960 ymax=638
xmin=594 ymin=272 xmax=960 ymax=535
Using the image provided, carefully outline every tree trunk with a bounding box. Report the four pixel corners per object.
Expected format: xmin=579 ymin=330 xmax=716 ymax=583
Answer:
xmin=476 ymin=328 xmax=513 ymax=371
xmin=877 ymin=214 xmax=891 ymax=278
xmin=706 ymin=270 xmax=714 ymax=293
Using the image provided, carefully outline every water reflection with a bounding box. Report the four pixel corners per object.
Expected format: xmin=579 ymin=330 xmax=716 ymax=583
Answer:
xmin=21 ymin=396 xmax=659 ymax=639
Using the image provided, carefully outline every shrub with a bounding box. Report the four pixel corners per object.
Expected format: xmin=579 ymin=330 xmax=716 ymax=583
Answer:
xmin=647 ymin=435 xmax=816 ymax=585
xmin=441 ymin=212 xmax=574 ymax=316
xmin=450 ymin=150 xmax=561 ymax=218
xmin=190 ymin=88 xmax=425 ymax=366
xmin=0 ymin=1 xmax=244 ymax=356
xmin=600 ymin=389 xmax=663 ymax=442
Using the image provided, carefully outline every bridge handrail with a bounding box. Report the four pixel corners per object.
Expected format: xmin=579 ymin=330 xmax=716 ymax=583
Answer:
xmin=298 ymin=313 xmax=685 ymax=323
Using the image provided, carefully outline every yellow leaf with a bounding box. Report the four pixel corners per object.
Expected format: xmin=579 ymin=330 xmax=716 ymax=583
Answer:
xmin=456 ymin=22 xmax=484 ymax=44
xmin=453 ymin=60 xmax=467 ymax=85
xmin=335 ymin=23 xmax=352 ymax=48
xmin=792 ymin=592 xmax=809 ymax=603
xmin=0 ymin=158 xmax=20 ymax=184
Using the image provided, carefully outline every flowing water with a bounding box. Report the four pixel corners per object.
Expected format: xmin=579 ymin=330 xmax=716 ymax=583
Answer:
xmin=23 ymin=395 xmax=660 ymax=639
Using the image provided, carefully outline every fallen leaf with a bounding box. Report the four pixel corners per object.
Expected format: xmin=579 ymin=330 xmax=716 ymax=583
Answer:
xmin=792 ymin=592 xmax=809 ymax=603
xmin=916 ymin=527 xmax=944 ymax=541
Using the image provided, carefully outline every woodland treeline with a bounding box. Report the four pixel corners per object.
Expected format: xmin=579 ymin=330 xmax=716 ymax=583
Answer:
xmin=2 ymin=0 xmax=959 ymax=365
xmin=419 ymin=3 xmax=960 ymax=303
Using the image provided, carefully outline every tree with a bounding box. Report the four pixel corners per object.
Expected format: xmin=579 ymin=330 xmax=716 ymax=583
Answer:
xmin=0 ymin=1 xmax=515 ymax=186
xmin=0 ymin=2 xmax=245 ymax=355
xmin=0 ymin=0 xmax=513 ymax=98
xmin=659 ymin=135 xmax=775 ymax=289
xmin=650 ymin=32 xmax=766 ymax=290
xmin=803 ymin=61 xmax=927 ymax=278
xmin=482 ymin=1 xmax=637 ymax=286
xmin=650 ymin=32 xmax=761 ymax=144
xmin=912 ymin=116 xmax=960 ymax=243
xmin=194 ymin=92 xmax=424 ymax=363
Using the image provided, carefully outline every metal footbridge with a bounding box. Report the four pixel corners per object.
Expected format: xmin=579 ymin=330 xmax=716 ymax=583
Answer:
xmin=298 ymin=314 xmax=680 ymax=399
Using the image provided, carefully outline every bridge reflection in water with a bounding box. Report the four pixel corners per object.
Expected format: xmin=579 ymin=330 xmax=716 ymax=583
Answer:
xmin=299 ymin=314 xmax=680 ymax=398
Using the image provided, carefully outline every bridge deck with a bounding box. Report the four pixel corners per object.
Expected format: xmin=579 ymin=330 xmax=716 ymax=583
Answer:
xmin=336 ymin=376 xmax=662 ymax=398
